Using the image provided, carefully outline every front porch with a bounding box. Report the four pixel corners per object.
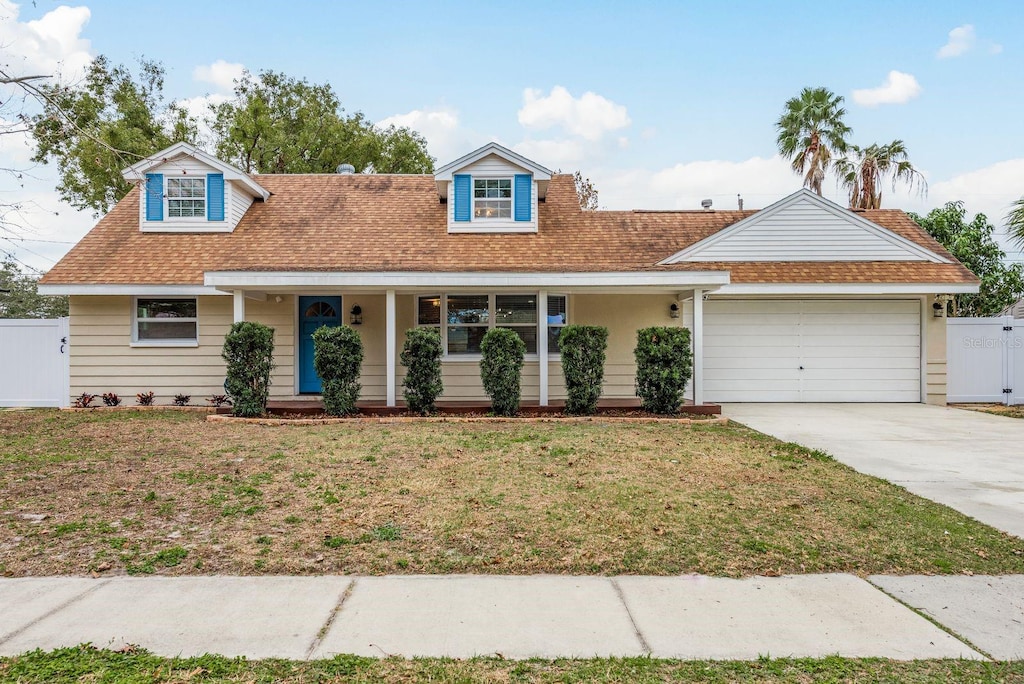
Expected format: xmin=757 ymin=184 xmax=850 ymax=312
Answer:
xmin=265 ymin=397 xmax=722 ymax=416
xmin=212 ymin=271 xmax=726 ymax=410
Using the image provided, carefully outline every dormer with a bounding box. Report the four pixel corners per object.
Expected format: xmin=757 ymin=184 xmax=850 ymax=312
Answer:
xmin=122 ymin=142 xmax=270 ymax=233
xmin=434 ymin=142 xmax=552 ymax=233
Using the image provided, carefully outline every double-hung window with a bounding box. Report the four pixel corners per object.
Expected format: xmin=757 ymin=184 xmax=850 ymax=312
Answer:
xmin=417 ymin=294 xmax=568 ymax=356
xmin=134 ymin=298 xmax=198 ymax=343
xmin=473 ymin=179 xmax=512 ymax=219
xmin=166 ymin=177 xmax=206 ymax=218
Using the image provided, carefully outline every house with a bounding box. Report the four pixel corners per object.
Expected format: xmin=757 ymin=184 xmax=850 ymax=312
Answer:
xmin=38 ymin=142 xmax=979 ymax=408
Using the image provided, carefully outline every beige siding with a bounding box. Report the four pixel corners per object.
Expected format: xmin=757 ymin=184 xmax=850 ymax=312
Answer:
xmin=69 ymin=295 xmax=294 ymax=405
xmin=926 ymin=308 xmax=947 ymax=406
xmin=570 ymin=294 xmax=680 ymax=398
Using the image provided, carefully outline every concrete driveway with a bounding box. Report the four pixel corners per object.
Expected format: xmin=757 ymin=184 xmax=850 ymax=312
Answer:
xmin=722 ymin=403 xmax=1024 ymax=539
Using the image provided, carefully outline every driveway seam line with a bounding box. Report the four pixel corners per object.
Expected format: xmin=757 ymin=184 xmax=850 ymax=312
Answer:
xmin=305 ymin=578 xmax=355 ymax=660
xmin=864 ymin=577 xmax=993 ymax=661
xmin=0 ymin=580 xmax=109 ymax=647
xmin=610 ymin=578 xmax=651 ymax=654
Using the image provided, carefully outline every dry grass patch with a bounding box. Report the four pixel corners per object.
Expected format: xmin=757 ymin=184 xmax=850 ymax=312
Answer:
xmin=1 ymin=410 xmax=1022 ymax=578
xmin=956 ymin=403 xmax=1024 ymax=419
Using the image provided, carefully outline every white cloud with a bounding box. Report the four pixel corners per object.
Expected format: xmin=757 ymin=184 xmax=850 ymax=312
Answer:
xmin=851 ymin=71 xmax=922 ymax=107
xmin=937 ymin=24 xmax=975 ymax=58
xmin=192 ymin=59 xmax=244 ymax=93
xmin=513 ymin=138 xmax=588 ymax=168
xmin=378 ymin=107 xmax=487 ymax=165
xmin=518 ymin=86 xmax=630 ymax=141
xmin=0 ymin=0 xmax=92 ymax=79
xmin=929 ymin=159 xmax=1024 ymax=245
xmin=989 ymin=43 xmax=1004 ymax=55
xmin=596 ymin=155 xmax=800 ymax=211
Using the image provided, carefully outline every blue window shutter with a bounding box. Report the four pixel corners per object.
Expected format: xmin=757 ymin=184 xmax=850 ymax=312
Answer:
xmin=514 ymin=174 xmax=532 ymax=221
xmin=145 ymin=173 xmax=163 ymax=221
xmin=207 ymin=173 xmax=225 ymax=221
xmin=453 ymin=174 xmax=471 ymax=222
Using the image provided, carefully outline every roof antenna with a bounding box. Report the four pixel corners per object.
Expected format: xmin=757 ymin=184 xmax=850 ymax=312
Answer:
xmin=737 ymin=194 xmax=744 ymax=210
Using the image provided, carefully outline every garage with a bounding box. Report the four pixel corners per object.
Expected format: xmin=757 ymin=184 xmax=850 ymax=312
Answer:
xmin=703 ymin=299 xmax=922 ymax=402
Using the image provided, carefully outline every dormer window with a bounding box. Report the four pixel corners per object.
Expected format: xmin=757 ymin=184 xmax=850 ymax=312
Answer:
xmin=167 ymin=178 xmax=206 ymax=218
xmin=474 ymin=179 xmax=512 ymax=219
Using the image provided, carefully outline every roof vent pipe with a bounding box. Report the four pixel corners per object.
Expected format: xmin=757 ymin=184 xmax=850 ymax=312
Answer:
xmin=737 ymin=194 xmax=744 ymax=210
xmin=701 ymin=199 xmax=713 ymax=210
xmin=336 ymin=163 xmax=356 ymax=174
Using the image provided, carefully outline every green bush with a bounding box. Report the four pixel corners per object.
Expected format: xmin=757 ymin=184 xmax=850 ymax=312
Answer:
xmin=559 ymin=325 xmax=609 ymax=415
xmin=222 ymin=322 xmax=275 ymax=418
xmin=479 ymin=328 xmax=526 ymax=416
xmin=312 ymin=325 xmax=364 ymax=416
xmin=634 ymin=326 xmax=692 ymax=415
xmin=400 ymin=327 xmax=444 ymax=415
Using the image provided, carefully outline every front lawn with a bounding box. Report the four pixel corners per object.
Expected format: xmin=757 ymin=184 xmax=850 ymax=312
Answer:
xmin=1 ymin=410 xmax=1022 ymax=577
xmin=957 ymin=403 xmax=1024 ymax=419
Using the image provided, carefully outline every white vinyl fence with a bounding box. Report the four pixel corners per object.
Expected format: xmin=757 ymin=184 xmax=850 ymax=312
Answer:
xmin=0 ymin=318 xmax=70 ymax=407
xmin=946 ymin=316 xmax=1024 ymax=405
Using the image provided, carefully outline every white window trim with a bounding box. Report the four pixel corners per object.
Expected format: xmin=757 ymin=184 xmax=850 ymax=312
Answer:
xmin=131 ymin=295 xmax=199 ymax=347
xmin=165 ymin=177 xmax=207 ymax=221
xmin=416 ymin=293 xmax=568 ymax=361
xmin=472 ymin=177 xmax=513 ymax=221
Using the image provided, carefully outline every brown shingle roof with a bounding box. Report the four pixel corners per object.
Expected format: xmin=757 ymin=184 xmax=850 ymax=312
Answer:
xmin=41 ymin=174 xmax=978 ymax=286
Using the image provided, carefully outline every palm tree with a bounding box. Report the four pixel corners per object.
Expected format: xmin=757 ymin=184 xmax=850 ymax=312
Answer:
xmin=775 ymin=87 xmax=851 ymax=195
xmin=1008 ymin=197 xmax=1024 ymax=248
xmin=835 ymin=140 xmax=927 ymax=210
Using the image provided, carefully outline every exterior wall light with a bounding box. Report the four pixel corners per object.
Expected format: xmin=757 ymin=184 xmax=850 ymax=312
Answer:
xmin=933 ymin=301 xmax=944 ymax=318
xmin=669 ymin=302 xmax=680 ymax=319
xmin=350 ymin=304 xmax=363 ymax=325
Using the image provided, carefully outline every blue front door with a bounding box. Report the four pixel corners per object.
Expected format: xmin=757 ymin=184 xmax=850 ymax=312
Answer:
xmin=299 ymin=296 xmax=342 ymax=393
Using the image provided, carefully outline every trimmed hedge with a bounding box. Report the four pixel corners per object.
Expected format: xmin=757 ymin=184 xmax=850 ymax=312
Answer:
xmin=401 ymin=327 xmax=444 ymax=415
xmin=222 ymin=322 xmax=275 ymax=418
xmin=479 ymin=328 xmax=526 ymax=416
xmin=559 ymin=325 xmax=609 ymax=415
xmin=312 ymin=325 xmax=364 ymax=416
xmin=634 ymin=326 xmax=692 ymax=415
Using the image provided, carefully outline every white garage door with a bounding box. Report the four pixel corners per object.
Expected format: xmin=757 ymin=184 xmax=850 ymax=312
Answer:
xmin=704 ymin=299 xmax=921 ymax=402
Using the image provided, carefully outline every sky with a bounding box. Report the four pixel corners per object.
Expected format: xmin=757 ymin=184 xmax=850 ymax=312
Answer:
xmin=1 ymin=0 xmax=1023 ymax=272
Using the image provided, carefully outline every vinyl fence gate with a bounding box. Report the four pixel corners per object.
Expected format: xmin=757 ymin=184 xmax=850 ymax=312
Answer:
xmin=946 ymin=316 xmax=1024 ymax=405
xmin=0 ymin=318 xmax=70 ymax=407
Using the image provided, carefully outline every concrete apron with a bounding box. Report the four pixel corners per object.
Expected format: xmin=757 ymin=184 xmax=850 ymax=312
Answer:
xmin=0 ymin=574 xmax=985 ymax=661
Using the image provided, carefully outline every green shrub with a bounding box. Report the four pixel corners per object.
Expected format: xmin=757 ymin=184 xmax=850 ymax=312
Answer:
xmin=222 ymin=322 xmax=275 ymax=417
xmin=479 ymin=328 xmax=526 ymax=416
xmin=400 ymin=327 xmax=444 ymax=415
xmin=559 ymin=325 xmax=609 ymax=415
xmin=312 ymin=325 xmax=364 ymax=416
xmin=634 ymin=326 xmax=692 ymax=415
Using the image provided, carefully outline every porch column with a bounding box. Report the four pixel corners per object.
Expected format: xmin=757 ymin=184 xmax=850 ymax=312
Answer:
xmin=386 ymin=289 xmax=396 ymax=407
xmin=538 ymin=290 xmax=549 ymax=406
xmin=233 ymin=290 xmax=245 ymax=323
xmin=692 ymin=289 xmax=704 ymax=406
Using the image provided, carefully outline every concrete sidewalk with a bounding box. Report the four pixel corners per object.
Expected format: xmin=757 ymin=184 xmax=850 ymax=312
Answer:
xmin=1 ymin=573 xmax=1019 ymax=661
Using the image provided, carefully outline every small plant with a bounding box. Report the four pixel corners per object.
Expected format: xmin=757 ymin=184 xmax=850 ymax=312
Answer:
xmin=222 ymin=321 xmax=276 ymax=418
xmin=207 ymin=394 xmax=231 ymax=407
xmin=312 ymin=325 xmax=364 ymax=416
xmin=101 ymin=392 xmax=122 ymax=407
xmin=634 ymin=326 xmax=693 ymax=415
xmin=559 ymin=325 xmax=609 ymax=415
xmin=135 ymin=391 xmax=155 ymax=406
xmin=72 ymin=392 xmax=96 ymax=408
xmin=479 ymin=328 xmax=526 ymax=416
xmin=172 ymin=394 xmax=191 ymax=406
xmin=400 ymin=327 xmax=444 ymax=415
